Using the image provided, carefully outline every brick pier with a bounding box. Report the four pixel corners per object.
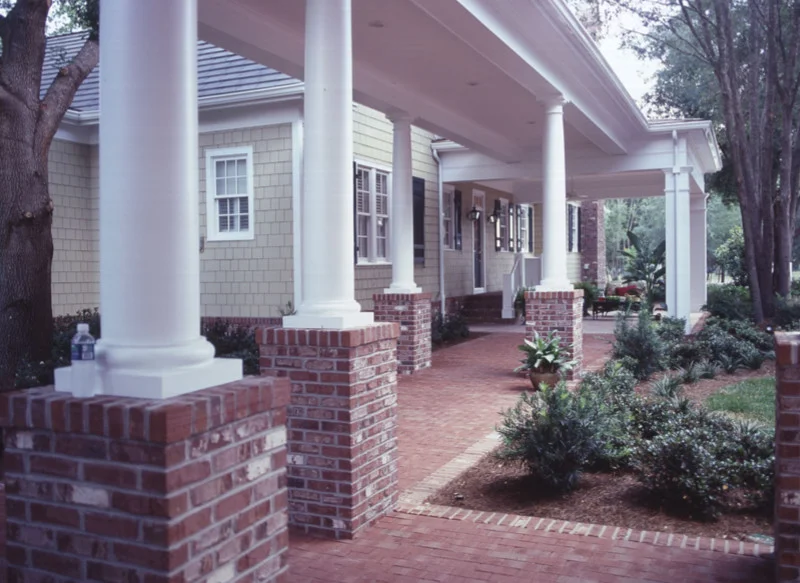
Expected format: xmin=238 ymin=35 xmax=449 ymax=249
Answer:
xmin=776 ymin=332 xmax=800 ymax=582
xmin=0 ymin=377 xmax=290 ymax=583
xmin=259 ymin=324 xmax=400 ymax=539
xmin=525 ymin=290 xmax=584 ymax=378
xmin=373 ymin=292 xmax=432 ymax=374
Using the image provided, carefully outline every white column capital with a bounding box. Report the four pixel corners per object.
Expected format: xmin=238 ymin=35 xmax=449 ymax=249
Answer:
xmin=540 ymin=94 xmax=568 ymax=113
xmin=386 ymin=110 xmax=414 ymax=125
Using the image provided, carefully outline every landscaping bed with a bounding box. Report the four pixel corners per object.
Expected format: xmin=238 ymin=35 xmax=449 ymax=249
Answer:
xmin=427 ymin=302 xmax=778 ymax=543
xmin=429 ymin=452 xmax=771 ymax=540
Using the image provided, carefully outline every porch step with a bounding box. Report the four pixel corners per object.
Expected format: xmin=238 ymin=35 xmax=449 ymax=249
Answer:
xmin=459 ymin=291 xmax=508 ymax=323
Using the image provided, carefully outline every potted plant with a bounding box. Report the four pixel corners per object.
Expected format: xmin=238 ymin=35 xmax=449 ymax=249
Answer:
xmin=513 ymin=331 xmax=575 ymax=389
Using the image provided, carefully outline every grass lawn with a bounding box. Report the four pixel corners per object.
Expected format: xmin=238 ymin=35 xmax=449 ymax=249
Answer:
xmin=705 ymin=377 xmax=776 ymax=427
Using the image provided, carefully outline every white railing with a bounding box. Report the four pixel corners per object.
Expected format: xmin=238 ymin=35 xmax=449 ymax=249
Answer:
xmin=501 ymin=254 xmax=526 ymax=319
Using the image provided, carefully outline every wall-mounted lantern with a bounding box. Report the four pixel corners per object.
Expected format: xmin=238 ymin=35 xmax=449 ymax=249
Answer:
xmin=467 ymin=206 xmax=481 ymax=221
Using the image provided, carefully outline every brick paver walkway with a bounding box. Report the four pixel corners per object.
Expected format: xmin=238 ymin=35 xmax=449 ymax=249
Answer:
xmin=287 ymin=331 xmax=771 ymax=582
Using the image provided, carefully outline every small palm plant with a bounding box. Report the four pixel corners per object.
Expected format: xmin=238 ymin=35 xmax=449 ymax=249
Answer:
xmin=514 ymin=331 xmax=575 ymax=389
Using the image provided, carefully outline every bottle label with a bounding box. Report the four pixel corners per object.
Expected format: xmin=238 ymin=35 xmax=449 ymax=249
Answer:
xmin=71 ymin=343 xmax=95 ymax=361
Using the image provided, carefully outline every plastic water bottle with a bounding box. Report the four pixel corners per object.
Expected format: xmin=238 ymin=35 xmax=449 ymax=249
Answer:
xmin=70 ymin=323 xmax=96 ymax=397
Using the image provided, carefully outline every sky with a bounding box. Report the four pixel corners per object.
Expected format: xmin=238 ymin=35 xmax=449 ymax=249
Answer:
xmin=594 ymin=13 xmax=661 ymax=110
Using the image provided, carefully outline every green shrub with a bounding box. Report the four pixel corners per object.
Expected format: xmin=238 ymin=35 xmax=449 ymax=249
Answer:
xmin=704 ymin=317 xmax=773 ymax=352
xmin=16 ymin=308 xmax=102 ymax=389
xmin=637 ymin=426 xmax=731 ymax=519
xmin=649 ymin=373 xmax=684 ymax=398
xmin=704 ymin=285 xmax=752 ymax=321
xmin=431 ymin=310 xmax=470 ymax=345
xmin=577 ymin=362 xmax=639 ymax=470
xmin=656 ymin=317 xmax=686 ymax=345
xmin=200 ymin=320 xmax=259 ymax=375
xmin=497 ymin=384 xmax=604 ymax=492
xmin=612 ymin=305 xmax=666 ymax=380
xmin=775 ymin=295 xmax=800 ymax=330
xmin=574 ymin=281 xmax=599 ymax=316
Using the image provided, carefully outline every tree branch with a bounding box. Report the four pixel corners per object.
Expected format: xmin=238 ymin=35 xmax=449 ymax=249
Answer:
xmin=34 ymin=37 xmax=98 ymax=158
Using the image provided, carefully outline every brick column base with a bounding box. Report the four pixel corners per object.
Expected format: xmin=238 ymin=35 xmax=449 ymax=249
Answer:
xmin=775 ymin=332 xmax=800 ymax=582
xmin=0 ymin=377 xmax=290 ymax=583
xmin=525 ymin=290 xmax=584 ymax=379
xmin=259 ymin=324 xmax=400 ymax=540
xmin=373 ymin=292 xmax=432 ymax=374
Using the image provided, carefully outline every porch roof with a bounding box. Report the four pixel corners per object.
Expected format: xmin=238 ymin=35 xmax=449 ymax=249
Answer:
xmin=198 ymin=0 xmax=720 ymax=174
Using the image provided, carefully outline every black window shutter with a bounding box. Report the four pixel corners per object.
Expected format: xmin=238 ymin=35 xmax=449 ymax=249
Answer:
xmin=353 ymin=162 xmax=358 ymax=264
xmin=577 ymin=206 xmax=583 ymax=253
xmin=494 ymin=199 xmax=502 ymax=252
xmin=413 ymin=177 xmax=425 ymax=264
xmin=568 ymin=205 xmax=574 ymax=252
xmin=528 ymin=206 xmax=533 ymax=253
xmin=454 ymin=190 xmax=463 ymax=250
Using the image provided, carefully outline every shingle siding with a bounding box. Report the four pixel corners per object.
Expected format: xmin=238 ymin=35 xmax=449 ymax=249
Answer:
xmin=199 ymin=124 xmax=295 ymax=319
xmin=50 ymin=139 xmax=98 ymax=315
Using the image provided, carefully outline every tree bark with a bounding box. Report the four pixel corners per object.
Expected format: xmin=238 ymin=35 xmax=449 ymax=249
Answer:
xmin=0 ymin=0 xmax=98 ymax=390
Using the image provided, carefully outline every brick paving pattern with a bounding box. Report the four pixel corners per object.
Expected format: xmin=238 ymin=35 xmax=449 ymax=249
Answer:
xmin=287 ymin=331 xmax=771 ymax=582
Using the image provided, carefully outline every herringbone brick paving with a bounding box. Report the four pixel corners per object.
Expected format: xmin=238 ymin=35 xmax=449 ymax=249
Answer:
xmin=288 ymin=330 xmax=772 ymax=582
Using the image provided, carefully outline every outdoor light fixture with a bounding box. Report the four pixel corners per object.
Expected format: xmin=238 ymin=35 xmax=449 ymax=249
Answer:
xmin=467 ymin=206 xmax=481 ymax=221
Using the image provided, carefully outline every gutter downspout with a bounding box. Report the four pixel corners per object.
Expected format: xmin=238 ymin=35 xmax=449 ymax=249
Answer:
xmin=432 ymin=146 xmax=446 ymax=315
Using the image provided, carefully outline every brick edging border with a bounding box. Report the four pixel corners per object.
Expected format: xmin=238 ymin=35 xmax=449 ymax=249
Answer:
xmin=397 ymin=432 xmax=774 ymax=561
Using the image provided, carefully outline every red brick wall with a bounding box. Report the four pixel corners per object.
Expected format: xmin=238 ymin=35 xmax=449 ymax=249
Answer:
xmin=259 ymin=324 xmax=400 ymax=539
xmin=776 ymin=332 xmax=800 ymax=582
xmin=579 ymin=201 xmax=607 ymax=288
xmin=525 ymin=290 xmax=584 ymax=378
xmin=374 ymin=293 xmax=432 ymax=374
xmin=0 ymin=377 xmax=290 ymax=583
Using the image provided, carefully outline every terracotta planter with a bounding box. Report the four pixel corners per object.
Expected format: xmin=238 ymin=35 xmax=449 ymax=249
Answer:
xmin=528 ymin=372 xmax=560 ymax=389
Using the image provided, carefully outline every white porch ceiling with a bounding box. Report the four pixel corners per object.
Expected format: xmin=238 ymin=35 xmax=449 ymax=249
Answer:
xmin=198 ymin=0 xmax=651 ymax=164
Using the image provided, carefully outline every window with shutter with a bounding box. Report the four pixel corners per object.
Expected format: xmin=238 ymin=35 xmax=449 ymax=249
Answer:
xmin=497 ymin=199 xmax=509 ymax=252
xmin=518 ymin=204 xmax=529 ymax=253
xmin=413 ymin=177 xmax=425 ymax=264
xmin=443 ymin=186 xmax=454 ymax=250
xmin=528 ymin=206 xmax=534 ymax=253
xmin=508 ymin=203 xmax=516 ymax=252
xmin=205 ymin=146 xmax=255 ymax=242
xmin=567 ymin=203 xmax=580 ymax=252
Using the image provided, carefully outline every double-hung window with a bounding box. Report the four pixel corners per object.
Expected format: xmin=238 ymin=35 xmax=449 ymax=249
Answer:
xmin=205 ymin=146 xmax=254 ymax=241
xmin=355 ymin=162 xmax=391 ymax=263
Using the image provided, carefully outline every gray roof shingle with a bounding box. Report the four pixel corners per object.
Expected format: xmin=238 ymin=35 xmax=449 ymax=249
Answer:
xmin=43 ymin=32 xmax=299 ymax=113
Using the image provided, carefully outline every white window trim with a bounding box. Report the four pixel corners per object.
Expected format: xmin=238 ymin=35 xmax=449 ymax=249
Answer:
xmin=518 ymin=203 xmax=531 ymax=254
xmin=205 ymin=146 xmax=255 ymax=242
xmin=355 ymin=159 xmax=393 ymax=265
xmin=472 ymin=189 xmax=486 ymax=294
xmin=443 ymin=184 xmax=455 ymax=251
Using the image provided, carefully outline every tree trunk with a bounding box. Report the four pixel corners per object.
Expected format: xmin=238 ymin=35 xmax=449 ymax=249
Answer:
xmin=0 ymin=113 xmax=54 ymax=390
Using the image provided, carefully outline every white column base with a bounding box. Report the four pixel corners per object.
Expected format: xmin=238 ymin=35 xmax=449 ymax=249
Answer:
xmin=54 ymin=357 xmax=243 ymax=400
xmin=383 ymin=285 xmax=422 ymax=294
xmin=283 ymin=312 xmax=375 ymax=330
xmin=535 ymin=280 xmax=574 ymax=292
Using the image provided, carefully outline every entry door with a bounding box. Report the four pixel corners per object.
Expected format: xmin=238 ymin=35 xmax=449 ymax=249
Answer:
xmin=473 ymin=191 xmax=485 ymax=292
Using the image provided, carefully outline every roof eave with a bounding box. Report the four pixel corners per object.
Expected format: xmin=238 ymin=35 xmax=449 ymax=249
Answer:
xmin=62 ymin=82 xmax=306 ymax=126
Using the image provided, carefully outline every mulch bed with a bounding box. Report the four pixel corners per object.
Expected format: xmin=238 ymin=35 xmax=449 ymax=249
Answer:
xmin=427 ymin=363 xmax=776 ymax=541
xmin=428 ymin=452 xmax=772 ymax=540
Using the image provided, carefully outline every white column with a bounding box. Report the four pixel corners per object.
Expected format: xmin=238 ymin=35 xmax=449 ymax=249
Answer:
xmin=665 ymin=170 xmax=692 ymax=329
xmin=284 ymin=0 xmax=372 ymax=329
xmin=386 ymin=113 xmax=421 ymax=293
xmin=690 ymin=195 xmax=708 ymax=312
xmin=536 ymin=96 xmax=572 ymax=291
xmin=54 ymin=0 xmax=241 ymax=399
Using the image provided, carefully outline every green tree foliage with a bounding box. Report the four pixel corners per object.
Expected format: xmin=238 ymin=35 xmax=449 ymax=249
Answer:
xmin=622 ymin=231 xmax=666 ymax=304
xmin=714 ymin=226 xmax=748 ymax=286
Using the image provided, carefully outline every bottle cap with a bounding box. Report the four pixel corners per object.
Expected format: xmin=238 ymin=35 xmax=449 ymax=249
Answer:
xmin=77 ymin=323 xmax=89 ymax=333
